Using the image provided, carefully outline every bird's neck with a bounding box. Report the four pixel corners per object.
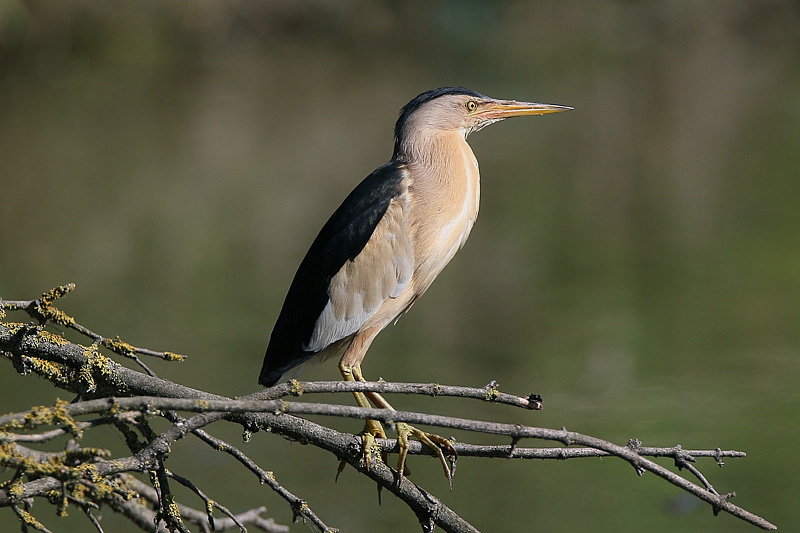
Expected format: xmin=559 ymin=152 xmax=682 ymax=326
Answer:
xmin=399 ymin=130 xmax=480 ymax=197
xmin=395 ymin=128 xmax=472 ymax=168
xmin=402 ymin=130 xmax=481 ymax=286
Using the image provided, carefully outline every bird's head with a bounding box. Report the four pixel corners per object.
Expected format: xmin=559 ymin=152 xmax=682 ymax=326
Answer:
xmin=393 ymin=86 xmax=571 ymax=160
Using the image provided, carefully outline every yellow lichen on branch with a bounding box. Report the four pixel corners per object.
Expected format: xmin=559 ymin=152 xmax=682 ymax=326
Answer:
xmin=0 ymin=399 xmax=82 ymax=437
xmin=102 ymin=336 xmax=136 ymax=357
xmin=0 ymin=441 xmax=110 ymax=481
xmin=78 ymin=345 xmax=116 ymax=394
xmin=289 ymin=379 xmax=304 ymax=396
xmin=39 ymin=284 xmax=76 ymax=304
xmin=30 ymin=284 xmax=78 ymax=328
xmin=163 ymin=351 xmax=186 ymax=361
xmin=37 ymin=329 xmax=70 ymax=347
xmin=12 ymin=504 xmax=50 ymax=531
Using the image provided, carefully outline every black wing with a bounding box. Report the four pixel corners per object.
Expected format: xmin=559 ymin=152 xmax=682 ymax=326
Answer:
xmin=258 ymin=161 xmax=407 ymax=386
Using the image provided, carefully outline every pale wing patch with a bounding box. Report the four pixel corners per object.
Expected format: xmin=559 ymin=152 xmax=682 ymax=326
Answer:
xmin=388 ymin=228 xmax=413 ymax=297
xmin=303 ymin=197 xmax=413 ymax=352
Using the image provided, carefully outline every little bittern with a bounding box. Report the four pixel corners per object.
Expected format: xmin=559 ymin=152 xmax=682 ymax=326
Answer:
xmin=259 ymin=86 xmax=570 ymax=484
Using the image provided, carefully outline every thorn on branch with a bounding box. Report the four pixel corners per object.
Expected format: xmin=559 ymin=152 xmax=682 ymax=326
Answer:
xmin=412 ymin=501 xmax=439 ymax=533
xmin=625 ymin=439 xmax=647 ymax=476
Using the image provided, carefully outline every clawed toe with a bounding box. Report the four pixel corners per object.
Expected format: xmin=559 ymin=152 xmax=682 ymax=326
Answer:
xmin=361 ymin=419 xmax=388 ymax=471
xmin=395 ymin=422 xmax=457 ymax=489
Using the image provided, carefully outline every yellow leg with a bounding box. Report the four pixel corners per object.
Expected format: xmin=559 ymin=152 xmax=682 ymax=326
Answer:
xmin=339 ymin=362 xmax=387 ymax=472
xmin=344 ymin=363 xmax=457 ymax=488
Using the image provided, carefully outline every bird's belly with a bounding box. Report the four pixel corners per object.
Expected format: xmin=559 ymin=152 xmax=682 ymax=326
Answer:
xmin=412 ymin=168 xmax=480 ymax=293
xmin=358 ymin=193 xmax=478 ymax=334
xmin=414 ymin=214 xmax=475 ymax=293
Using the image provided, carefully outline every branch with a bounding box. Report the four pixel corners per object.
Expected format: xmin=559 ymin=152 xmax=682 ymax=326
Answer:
xmin=0 ymin=287 xmax=778 ymax=532
xmin=1 ymin=284 xmax=185 ymax=376
xmin=129 ymin=477 xmax=288 ymax=533
xmin=254 ymin=379 xmax=543 ymax=410
xmin=0 ymin=394 xmax=768 ymax=528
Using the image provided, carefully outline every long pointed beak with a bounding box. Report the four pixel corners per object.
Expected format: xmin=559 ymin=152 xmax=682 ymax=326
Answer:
xmin=477 ymin=99 xmax=572 ymax=119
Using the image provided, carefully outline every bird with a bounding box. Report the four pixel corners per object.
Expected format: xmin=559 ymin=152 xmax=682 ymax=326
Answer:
xmin=259 ymin=86 xmax=570 ymax=483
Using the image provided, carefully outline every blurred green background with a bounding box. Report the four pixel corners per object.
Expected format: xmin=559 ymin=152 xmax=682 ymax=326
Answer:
xmin=1 ymin=1 xmax=798 ymax=531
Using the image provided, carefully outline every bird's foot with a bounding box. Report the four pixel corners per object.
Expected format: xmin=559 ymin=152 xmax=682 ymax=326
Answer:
xmin=395 ymin=422 xmax=457 ymax=489
xmin=361 ymin=418 xmax=389 ymax=470
xmin=338 ymin=418 xmax=388 ymax=482
xmin=336 ymin=418 xmax=390 ymax=503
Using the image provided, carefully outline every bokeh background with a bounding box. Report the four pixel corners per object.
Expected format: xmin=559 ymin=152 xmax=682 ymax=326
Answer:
xmin=1 ymin=1 xmax=799 ymax=531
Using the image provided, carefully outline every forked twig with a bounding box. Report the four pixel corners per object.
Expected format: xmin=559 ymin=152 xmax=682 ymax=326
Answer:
xmin=1 ymin=284 xmax=185 ymax=376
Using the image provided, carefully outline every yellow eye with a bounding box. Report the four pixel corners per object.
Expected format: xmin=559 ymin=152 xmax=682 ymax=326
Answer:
xmin=466 ymin=100 xmax=477 ymax=112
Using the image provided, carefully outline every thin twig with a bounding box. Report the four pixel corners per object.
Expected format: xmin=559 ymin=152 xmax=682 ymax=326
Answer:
xmin=66 ymin=495 xmax=105 ymax=533
xmin=11 ymin=503 xmax=53 ymax=533
xmin=168 ymin=470 xmax=247 ymax=533
xmin=154 ymin=461 xmax=192 ymax=533
xmin=1 ymin=287 xmax=185 ymax=374
xmin=129 ymin=477 xmax=289 ymax=533
xmin=375 ymin=439 xmax=748 ymax=461
xmin=256 ymin=379 xmax=542 ymax=410
xmin=0 ymin=418 xmax=110 ymax=443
